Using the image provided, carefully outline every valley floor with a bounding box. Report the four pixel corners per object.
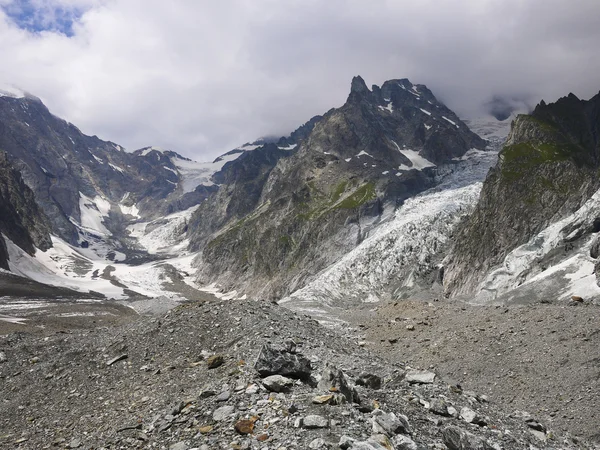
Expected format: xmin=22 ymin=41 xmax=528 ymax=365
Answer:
xmin=341 ymin=297 xmax=600 ymax=443
xmin=0 ymin=293 xmax=598 ymax=449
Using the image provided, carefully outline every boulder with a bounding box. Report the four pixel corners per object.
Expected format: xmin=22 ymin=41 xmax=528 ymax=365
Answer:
xmin=372 ymin=410 xmax=410 ymax=436
xmin=317 ymin=365 xmax=356 ymax=402
xmin=442 ymin=426 xmax=494 ymax=450
xmin=254 ymin=344 xmax=312 ymax=379
xmin=261 ymin=375 xmax=294 ymax=392
xmin=405 ymin=370 xmax=435 ymax=384
xmin=356 ymin=373 xmax=382 ymax=390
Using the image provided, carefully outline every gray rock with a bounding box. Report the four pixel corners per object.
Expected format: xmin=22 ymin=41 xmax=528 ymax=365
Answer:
xmin=339 ymin=435 xmax=356 ymax=449
xmin=429 ymin=398 xmax=450 ymax=416
xmin=356 ymin=373 xmax=382 ymax=390
xmin=68 ymin=438 xmax=81 ymax=449
xmin=216 ymin=390 xmax=231 ymax=402
xmin=254 ymin=344 xmax=312 ymax=379
xmin=405 ymin=370 xmax=435 ymax=384
xmin=460 ymin=407 xmax=487 ymax=426
xmin=170 ymin=443 xmax=188 ymax=450
xmin=309 ymin=437 xmax=328 ymax=449
xmin=317 ymin=365 xmax=355 ymax=402
xmin=372 ymin=410 xmax=410 ymax=436
xmin=262 ymin=374 xmax=294 ymax=392
xmin=303 ymin=414 xmax=329 ymax=429
xmin=394 ymin=434 xmax=418 ymax=450
xmin=442 ymin=426 xmax=494 ymax=450
xmin=0 ymin=351 xmax=6 ymax=363
xmin=212 ymin=405 xmax=235 ymax=421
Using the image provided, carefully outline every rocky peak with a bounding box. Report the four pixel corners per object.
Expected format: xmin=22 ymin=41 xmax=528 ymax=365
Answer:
xmin=347 ymin=75 xmax=370 ymax=102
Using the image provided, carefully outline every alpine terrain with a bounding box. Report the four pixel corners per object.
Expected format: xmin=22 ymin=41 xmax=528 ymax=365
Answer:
xmin=1 ymin=79 xmax=600 ymax=449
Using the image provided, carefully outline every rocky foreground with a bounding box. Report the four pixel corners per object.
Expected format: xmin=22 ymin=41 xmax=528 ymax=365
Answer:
xmin=0 ymin=298 xmax=596 ymax=450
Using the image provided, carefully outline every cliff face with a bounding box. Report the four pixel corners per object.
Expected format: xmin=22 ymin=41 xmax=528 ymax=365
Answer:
xmin=444 ymin=92 xmax=600 ymax=297
xmin=0 ymin=151 xmax=52 ymax=270
xmin=188 ymin=76 xmax=486 ymax=299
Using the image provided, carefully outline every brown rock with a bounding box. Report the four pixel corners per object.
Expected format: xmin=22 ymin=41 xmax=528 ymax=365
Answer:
xmin=234 ymin=417 xmax=258 ymax=434
xmin=571 ymin=296 xmax=584 ymax=302
xmin=256 ymin=434 xmax=269 ymax=442
xmin=312 ymin=394 xmax=334 ymax=405
xmin=207 ymin=355 xmax=224 ymax=369
xmin=198 ymin=425 xmax=213 ymax=434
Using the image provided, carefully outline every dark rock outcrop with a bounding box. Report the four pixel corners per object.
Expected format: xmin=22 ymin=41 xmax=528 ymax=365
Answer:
xmin=0 ymin=151 xmax=52 ymax=269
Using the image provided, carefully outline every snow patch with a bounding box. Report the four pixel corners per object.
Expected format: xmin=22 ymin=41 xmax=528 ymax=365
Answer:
xmin=108 ymin=162 xmax=125 ymax=173
xmin=420 ymin=108 xmax=431 ymax=116
xmin=378 ymin=102 xmax=394 ymax=113
xmin=356 ymin=150 xmax=373 ymax=158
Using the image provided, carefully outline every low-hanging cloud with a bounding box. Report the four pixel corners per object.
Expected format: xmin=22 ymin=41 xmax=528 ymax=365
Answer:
xmin=0 ymin=0 xmax=599 ymax=160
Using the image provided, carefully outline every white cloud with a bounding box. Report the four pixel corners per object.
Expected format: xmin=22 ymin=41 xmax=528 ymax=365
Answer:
xmin=0 ymin=0 xmax=599 ymax=160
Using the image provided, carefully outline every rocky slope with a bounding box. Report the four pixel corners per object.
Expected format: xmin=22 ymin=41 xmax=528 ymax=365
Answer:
xmin=189 ymin=76 xmax=486 ymax=300
xmin=444 ymin=92 xmax=600 ymax=300
xmin=0 ymin=298 xmax=589 ymax=450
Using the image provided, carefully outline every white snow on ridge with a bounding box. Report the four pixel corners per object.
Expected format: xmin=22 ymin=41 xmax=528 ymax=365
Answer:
xmin=0 ymin=84 xmax=26 ymax=98
xmin=390 ymin=140 xmax=435 ymax=171
xmin=419 ymin=108 xmax=431 ymax=116
xmin=356 ymin=150 xmax=373 ymax=158
xmin=442 ymin=116 xmax=459 ymax=128
xmin=108 ymin=162 xmax=125 ymax=173
xmin=278 ymin=143 xmax=297 ymax=151
xmin=378 ymin=102 xmax=394 ymax=113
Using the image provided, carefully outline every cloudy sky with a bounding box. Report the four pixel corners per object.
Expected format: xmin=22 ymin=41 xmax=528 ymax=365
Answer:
xmin=0 ymin=0 xmax=599 ymax=160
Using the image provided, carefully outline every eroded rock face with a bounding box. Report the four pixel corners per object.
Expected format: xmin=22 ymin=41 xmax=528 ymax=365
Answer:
xmin=0 ymin=151 xmax=51 ymax=269
xmin=444 ymin=92 xmax=600 ymax=298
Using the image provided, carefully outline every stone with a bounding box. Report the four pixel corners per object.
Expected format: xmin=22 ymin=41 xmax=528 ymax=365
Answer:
xmin=442 ymin=426 xmax=494 ymax=450
xmin=254 ymin=344 xmax=312 ymax=379
xmin=245 ymin=384 xmax=259 ymax=394
xmin=372 ymin=410 xmax=410 ymax=436
xmin=405 ymin=370 xmax=435 ymax=384
xmin=309 ymin=437 xmax=328 ymax=449
xmin=312 ymin=394 xmax=334 ymax=404
xmin=106 ymin=354 xmax=128 ymax=366
xmin=213 ymin=405 xmax=235 ymax=421
xmin=339 ymin=435 xmax=356 ymax=449
xmin=0 ymin=351 xmax=6 ymax=363
xmin=356 ymin=373 xmax=382 ymax=390
xmin=216 ymin=390 xmax=231 ymax=402
xmin=170 ymin=443 xmax=188 ymax=450
xmin=68 ymin=438 xmax=81 ymax=449
xmin=393 ymin=434 xmax=418 ymax=450
xmin=198 ymin=425 xmax=213 ymax=434
xmin=429 ymin=398 xmax=450 ymax=416
xmin=460 ymin=407 xmax=487 ymax=426
xmin=262 ymin=374 xmax=294 ymax=392
xmin=525 ymin=418 xmax=546 ymax=432
xmin=234 ymin=419 xmax=255 ymax=434
xmin=317 ymin=365 xmax=355 ymax=402
xmin=207 ymin=355 xmax=224 ymax=369
xmin=571 ymin=295 xmax=584 ymax=302
xmin=302 ymin=415 xmax=329 ymax=429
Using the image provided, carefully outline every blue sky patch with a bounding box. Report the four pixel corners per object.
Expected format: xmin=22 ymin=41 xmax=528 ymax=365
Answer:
xmin=1 ymin=0 xmax=83 ymax=36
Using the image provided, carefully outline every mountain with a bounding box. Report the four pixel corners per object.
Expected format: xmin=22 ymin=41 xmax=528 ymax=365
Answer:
xmin=188 ymin=76 xmax=487 ymax=299
xmin=444 ymin=91 xmax=600 ymax=302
